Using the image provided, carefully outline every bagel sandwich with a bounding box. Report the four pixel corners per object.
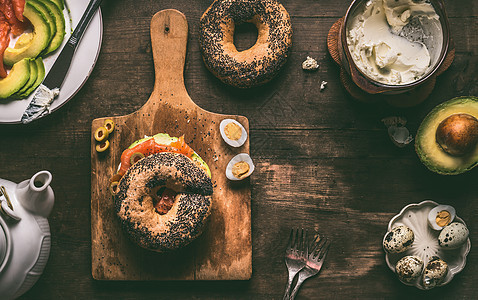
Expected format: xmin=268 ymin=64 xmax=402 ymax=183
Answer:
xmin=111 ymin=134 xmax=214 ymax=251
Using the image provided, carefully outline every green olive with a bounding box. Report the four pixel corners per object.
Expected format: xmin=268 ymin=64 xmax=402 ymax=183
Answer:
xmin=130 ymin=152 xmax=145 ymax=165
xmin=104 ymin=119 xmax=115 ymax=134
xmin=109 ymin=181 xmax=119 ymax=195
xmin=96 ymin=140 xmax=110 ymax=152
xmin=94 ymin=126 xmax=109 ymax=142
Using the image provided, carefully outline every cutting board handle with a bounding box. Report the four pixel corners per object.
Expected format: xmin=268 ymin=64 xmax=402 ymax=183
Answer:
xmin=149 ymin=9 xmax=189 ymax=97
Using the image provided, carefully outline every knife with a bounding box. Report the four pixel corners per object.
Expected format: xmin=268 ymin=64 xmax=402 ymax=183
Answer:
xmin=21 ymin=0 xmax=103 ymax=124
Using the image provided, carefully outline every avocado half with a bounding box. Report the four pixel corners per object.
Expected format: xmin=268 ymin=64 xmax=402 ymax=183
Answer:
xmin=128 ymin=133 xmax=212 ymax=178
xmin=415 ymin=96 xmax=478 ymax=175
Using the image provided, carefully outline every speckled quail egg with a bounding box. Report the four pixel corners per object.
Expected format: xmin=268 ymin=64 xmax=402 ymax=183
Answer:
xmin=226 ymin=153 xmax=254 ymax=180
xmin=427 ymin=205 xmax=455 ymax=231
xmin=422 ymin=257 xmax=448 ymax=289
xmin=383 ymin=225 xmax=414 ymax=254
xmin=220 ymin=119 xmax=247 ymax=147
xmin=438 ymin=222 xmax=469 ymax=250
xmin=395 ymin=256 xmax=423 ymax=283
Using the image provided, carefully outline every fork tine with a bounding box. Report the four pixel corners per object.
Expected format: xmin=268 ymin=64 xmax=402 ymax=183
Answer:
xmin=316 ymin=239 xmax=331 ymax=260
xmin=299 ymin=228 xmax=304 ymax=254
xmin=295 ymin=228 xmax=301 ymax=253
xmin=309 ymin=233 xmax=320 ymax=252
xmin=310 ymin=236 xmax=326 ymax=255
xmin=286 ymin=228 xmax=294 ymax=250
xmin=293 ymin=228 xmax=300 ymax=251
xmin=303 ymin=229 xmax=308 ymax=258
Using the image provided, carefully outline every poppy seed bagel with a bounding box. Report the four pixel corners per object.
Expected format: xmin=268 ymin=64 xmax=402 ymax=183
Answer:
xmin=199 ymin=0 xmax=292 ymax=88
xmin=114 ymin=152 xmax=213 ymax=252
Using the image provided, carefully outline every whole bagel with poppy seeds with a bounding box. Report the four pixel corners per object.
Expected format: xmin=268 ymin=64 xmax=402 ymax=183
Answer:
xmin=199 ymin=0 xmax=292 ymax=88
xmin=114 ymin=152 xmax=213 ymax=252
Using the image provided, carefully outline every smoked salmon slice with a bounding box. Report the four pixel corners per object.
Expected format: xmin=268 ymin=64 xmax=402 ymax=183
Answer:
xmin=118 ymin=136 xmax=196 ymax=176
xmin=0 ymin=0 xmax=25 ymax=35
xmin=11 ymin=0 xmax=25 ymax=22
xmin=0 ymin=12 xmax=10 ymax=78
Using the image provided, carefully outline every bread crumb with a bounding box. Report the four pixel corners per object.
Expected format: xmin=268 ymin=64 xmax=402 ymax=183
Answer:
xmin=302 ymin=56 xmax=319 ymax=71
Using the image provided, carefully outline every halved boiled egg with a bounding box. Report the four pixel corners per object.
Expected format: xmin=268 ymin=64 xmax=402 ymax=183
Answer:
xmin=226 ymin=153 xmax=254 ymax=180
xmin=220 ymin=119 xmax=247 ymax=147
xmin=427 ymin=205 xmax=456 ymax=231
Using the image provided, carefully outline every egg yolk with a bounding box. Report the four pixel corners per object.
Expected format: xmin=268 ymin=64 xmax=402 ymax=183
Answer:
xmin=436 ymin=210 xmax=451 ymax=227
xmin=224 ymin=122 xmax=242 ymax=141
xmin=232 ymin=161 xmax=250 ymax=179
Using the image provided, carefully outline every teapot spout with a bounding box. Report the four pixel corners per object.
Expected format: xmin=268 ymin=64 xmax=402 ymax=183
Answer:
xmin=16 ymin=171 xmax=54 ymax=218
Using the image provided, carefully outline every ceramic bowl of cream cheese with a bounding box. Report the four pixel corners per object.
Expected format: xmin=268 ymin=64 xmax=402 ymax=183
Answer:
xmin=339 ymin=0 xmax=450 ymax=94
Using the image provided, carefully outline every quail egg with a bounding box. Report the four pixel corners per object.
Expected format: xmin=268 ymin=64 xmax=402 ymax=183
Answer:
xmin=383 ymin=225 xmax=414 ymax=254
xmin=438 ymin=222 xmax=469 ymax=250
xmin=226 ymin=153 xmax=254 ymax=180
xmin=427 ymin=205 xmax=455 ymax=230
xmin=220 ymin=119 xmax=247 ymax=147
xmin=422 ymin=257 xmax=448 ymax=289
xmin=395 ymin=256 xmax=423 ymax=283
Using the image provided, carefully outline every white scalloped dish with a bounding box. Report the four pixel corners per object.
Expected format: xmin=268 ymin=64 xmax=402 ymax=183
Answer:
xmin=384 ymin=200 xmax=471 ymax=290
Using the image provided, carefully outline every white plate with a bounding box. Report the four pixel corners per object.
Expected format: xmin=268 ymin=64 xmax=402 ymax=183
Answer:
xmin=384 ymin=200 xmax=471 ymax=290
xmin=0 ymin=0 xmax=103 ymax=124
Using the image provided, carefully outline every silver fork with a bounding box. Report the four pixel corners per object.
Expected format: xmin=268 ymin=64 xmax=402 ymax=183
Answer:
xmin=289 ymin=234 xmax=331 ymax=300
xmin=283 ymin=228 xmax=307 ymax=300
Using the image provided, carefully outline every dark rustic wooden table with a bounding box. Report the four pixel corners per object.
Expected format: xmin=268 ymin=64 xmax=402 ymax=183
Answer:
xmin=1 ymin=0 xmax=477 ymax=298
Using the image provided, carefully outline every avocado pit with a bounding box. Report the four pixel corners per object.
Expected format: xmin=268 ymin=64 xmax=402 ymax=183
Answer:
xmin=436 ymin=114 xmax=478 ymax=156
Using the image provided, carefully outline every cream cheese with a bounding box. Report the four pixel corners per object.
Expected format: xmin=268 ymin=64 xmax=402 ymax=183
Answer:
xmin=347 ymin=0 xmax=441 ymax=85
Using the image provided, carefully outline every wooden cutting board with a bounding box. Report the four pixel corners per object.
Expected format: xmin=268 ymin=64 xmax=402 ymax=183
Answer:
xmin=90 ymin=9 xmax=251 ymax=281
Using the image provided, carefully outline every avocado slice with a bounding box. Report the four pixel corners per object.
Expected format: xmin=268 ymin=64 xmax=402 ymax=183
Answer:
xmin=20 ymin=58 xmax=45 ymax=98
xmin=29 ymin=0 xmax=56 ymax=47
xmin=38 ymin=0 xmax=65 ymax=54
xmin=12 ymin=59 xmax=38 ymax=98
xmin=4 ymin=2 xmax=51 ymax=66
xmin=191 ymin=152 xmax=212 ymax=178
xmin=50 ymin=0 xmax=64 ymax=10
xmin=0 ymin=59 xmax=31 ymax=99
xmin=416 ymin=96 xmax=478 ymax=175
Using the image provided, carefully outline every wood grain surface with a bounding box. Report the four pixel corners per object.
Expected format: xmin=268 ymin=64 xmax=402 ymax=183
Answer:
xmin=0 ymin=0 xmax=476 ymax=299
xmin=91 ymin=9 xmax=251 ymax=281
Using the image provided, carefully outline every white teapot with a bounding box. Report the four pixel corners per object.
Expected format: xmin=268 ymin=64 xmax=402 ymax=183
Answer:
xmin=0 ymin=171 xmax=54 ymax=299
